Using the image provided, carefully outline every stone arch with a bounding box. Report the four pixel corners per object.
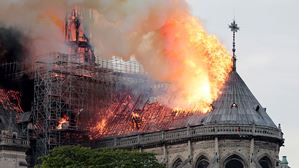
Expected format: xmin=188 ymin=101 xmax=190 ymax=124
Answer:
xmin=257 ymin=154 xmax=273 ymax=168
xmin=222 ymin=152 xmax=248 ymax=168
xmin=171 ymin=155 xmax=184 ymax=168
xmin=194 ymin=154 xmax=210 ymax=168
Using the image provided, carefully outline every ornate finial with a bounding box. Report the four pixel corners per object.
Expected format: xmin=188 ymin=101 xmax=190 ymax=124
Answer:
xmin=229 ymin=20 xmax=239 ymax=71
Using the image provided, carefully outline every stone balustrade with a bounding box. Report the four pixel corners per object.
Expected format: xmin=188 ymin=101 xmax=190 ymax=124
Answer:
xmin=94 ymin=124 xmax=283 ymax=148
xmin=0 ymin=136 xmax=29 ymax=147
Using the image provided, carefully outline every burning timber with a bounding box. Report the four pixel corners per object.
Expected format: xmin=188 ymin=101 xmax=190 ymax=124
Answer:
xmin=1 ymin=8 xmax=204 ymax=165
xmin=32 ymin=52 xmax=178 ymax=155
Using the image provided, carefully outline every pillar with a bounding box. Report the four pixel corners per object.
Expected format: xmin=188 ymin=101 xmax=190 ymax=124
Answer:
xmin=249 ymin=138 xmax=255 ymax=168
xmin=213 ymin=137 xmax=219 ymax=168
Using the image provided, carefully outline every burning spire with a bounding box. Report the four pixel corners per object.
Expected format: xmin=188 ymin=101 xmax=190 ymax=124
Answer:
xmin=229 ymin=20 xmax=240 ymax=71
xmin=64 ymin=8 xmax=95 ymax=64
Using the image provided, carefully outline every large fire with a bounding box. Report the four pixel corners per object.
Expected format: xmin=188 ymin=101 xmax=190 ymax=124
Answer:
xmin=88 ymin=93 xmax=207 ymax=139
xmin=45 ymin=6 xmax=232 ymax=113
xmin=159 ymin=14 xmax=232 ymax=112
xmin=64 ymin=10 xmax=233 ymax=138
xmin=0 ymin=1 xmax=233 ymax=139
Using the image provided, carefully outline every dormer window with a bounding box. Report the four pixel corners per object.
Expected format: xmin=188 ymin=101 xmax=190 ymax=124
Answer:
xmin=254 ymin=105 xmax=260 ymax=112
xmin=210 ymin=104 xmax=215 ymax=111
xmin=231 ymin=103 xmax=238 ymax=108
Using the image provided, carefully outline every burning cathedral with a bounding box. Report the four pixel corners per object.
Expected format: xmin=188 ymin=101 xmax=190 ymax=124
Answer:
xmin=0 ymin=2 xmax=291 ymax=168
xmin=91 ymin=21 xmax=288 ymax=168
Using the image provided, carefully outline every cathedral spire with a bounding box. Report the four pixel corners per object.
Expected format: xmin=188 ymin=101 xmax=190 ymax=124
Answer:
xmin=229 ymin=20 xmax=239 ymax=71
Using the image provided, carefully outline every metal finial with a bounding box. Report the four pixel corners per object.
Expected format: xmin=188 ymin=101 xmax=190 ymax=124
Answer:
xmin=229 ymin=20 xmax=239 ymax=71
xmin=229 ymin=20 xmax=239 ymax=33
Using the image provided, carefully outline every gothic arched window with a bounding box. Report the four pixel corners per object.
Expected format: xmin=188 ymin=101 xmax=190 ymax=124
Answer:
xmin=172 ymin=158 xmax=183 ymax=168
xmin=195 ymin=155 xmax=209 ymax=168
xmin=259 ymin=156 xmax=273 ymax=168
xmin=224 ymin=154 xmax=245 ymax=168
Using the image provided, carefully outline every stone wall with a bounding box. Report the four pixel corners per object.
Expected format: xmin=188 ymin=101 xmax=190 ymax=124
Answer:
xmin=144 ymin=138 xmax=280 ymax=168
xmin=93 ymin=124 xmax=283 ymax=168
xmin=0 ymin=150 xmax=27 ymax=168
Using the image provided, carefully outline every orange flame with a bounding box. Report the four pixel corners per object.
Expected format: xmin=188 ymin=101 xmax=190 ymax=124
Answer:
xmin=159 ymin=14 xmax=232 ymax=113
xmin=57 ymin=115 xmax=69 ymax=130
xmin=90 ymin=118 xmax=107 ymax=135
xmin=38 ymin=10 xmax=64 ymax=33
xmin=131 ymin=112 xmax=140 ymax=118
xmin=89 ymin=13 xmax=233 ymax=138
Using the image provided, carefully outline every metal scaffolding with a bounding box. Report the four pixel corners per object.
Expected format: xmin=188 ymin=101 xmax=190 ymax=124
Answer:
xmin=0 ymin=62 xmax=27 ymax=81
xmin=32 ymin=52 xmax=150 ymax=157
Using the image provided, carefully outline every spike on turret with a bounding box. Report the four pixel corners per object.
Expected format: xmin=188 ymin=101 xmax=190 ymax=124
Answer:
xmin=229 ymin=20 xmax=239 ymax=71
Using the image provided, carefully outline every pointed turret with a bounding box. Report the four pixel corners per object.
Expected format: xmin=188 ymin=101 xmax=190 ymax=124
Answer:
xmin=203 ymin=21 xmax=277 ymax=129
xmin=203 ymin=71 xmax=277 ymax=128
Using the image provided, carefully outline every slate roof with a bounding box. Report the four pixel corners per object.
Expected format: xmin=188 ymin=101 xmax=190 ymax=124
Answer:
xmin=95 ymin=68 xmax=279 ymax=138
xmin=203 ymin=70 xmax=277 ymax=128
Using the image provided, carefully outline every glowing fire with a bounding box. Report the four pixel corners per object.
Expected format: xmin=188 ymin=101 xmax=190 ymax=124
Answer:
xmin=57 ymin=115 xmax=70 ymax=130
xmin=90 ymin=118 xmax=107 ymax=136
xmin=88 ymin=13 xmax=233 ymax=138
xmin=131 ymin=112 xmax=140 ymax=118
xmin=0 ymin=89 xmax=23 ymax=113
xmin=159 ymin=14 xmax=232 ymax=112
xmin=43 ymin=7 xmax=233 ymax=139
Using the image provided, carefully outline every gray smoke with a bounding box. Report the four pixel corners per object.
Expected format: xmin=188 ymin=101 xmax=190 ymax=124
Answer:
xmin=0 ymin=26 xmax=29 ymax=63
xmin=0 ymin=0 xmax=189 ymax=79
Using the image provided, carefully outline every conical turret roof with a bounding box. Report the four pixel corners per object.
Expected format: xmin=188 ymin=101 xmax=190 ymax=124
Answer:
xmin=202 ymin=20 xmax=277 ymax=128
xmin=203 ymin=70 xmax=277 ymax=128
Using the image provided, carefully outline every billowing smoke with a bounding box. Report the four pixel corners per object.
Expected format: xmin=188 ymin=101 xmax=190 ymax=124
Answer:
xmin=0 ymin=27 xmax=33 ymax=111
xmin=0 ymin=0 xmax=68 ymax=61
xmin=0 ymin=0 xmax=232 ymax=112
xmin=0 ymin=27 xmax=29 ymax=63
xmin=0 ymin=0 xmax=187 ymax=63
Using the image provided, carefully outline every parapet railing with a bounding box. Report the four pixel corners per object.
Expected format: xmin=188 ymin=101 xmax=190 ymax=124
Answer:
xmin=0 ymin=136 xmax=29 ymax=147
xmin=95 ymin=124 xmax=283 ymax=148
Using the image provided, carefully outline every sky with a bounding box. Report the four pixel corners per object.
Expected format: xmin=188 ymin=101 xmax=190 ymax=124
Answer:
xmin=188 ymin=0 xmax=299 ymax=166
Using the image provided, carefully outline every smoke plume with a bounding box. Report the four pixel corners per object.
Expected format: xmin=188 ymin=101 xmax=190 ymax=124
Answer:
xmin=0 ymin=27 xmax=29 ymax=63
xmin=0 ymin=0 xmax=183 ymax=60
xmin=0 ymin=0 xmax=232 ymax=112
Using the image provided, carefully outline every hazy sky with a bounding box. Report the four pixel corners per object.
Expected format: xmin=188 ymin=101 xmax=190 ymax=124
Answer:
xmin=188 ymin=0 xmax=299 ymax=166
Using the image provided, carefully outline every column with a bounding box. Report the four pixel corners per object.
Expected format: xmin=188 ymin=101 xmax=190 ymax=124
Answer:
xmin=163 ymin=144 xmax=168 ymax=166
xmin=214 ymin=137 xmax=219 ymax=168
xmin=249 ymin=138 xmax=255 ymax=168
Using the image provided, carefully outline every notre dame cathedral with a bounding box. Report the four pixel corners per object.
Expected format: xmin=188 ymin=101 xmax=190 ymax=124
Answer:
xmin=95 ymin=21 xmax=291 ymax=168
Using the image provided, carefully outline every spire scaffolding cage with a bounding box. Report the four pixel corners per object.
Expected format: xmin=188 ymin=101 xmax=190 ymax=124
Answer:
xmin=32 ymin=52 xmax=160 ymax=158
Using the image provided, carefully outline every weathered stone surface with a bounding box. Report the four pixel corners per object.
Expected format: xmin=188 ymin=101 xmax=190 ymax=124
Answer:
xmin=143 ymin=138 xmax=280 ymax=168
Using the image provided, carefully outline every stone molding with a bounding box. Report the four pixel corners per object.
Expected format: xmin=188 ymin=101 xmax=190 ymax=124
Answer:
xmin=94 ymin=124 xmax=283 ymax=149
